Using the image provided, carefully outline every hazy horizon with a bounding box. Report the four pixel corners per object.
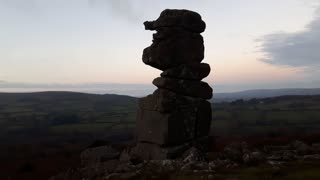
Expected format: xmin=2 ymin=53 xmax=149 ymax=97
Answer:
xmin=1 ymin=82 xmax=320 ymax=97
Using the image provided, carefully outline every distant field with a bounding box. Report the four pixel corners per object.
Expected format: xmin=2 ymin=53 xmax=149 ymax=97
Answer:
xmin=212 ymin=95 xmax=320 ymax=136
xmin=0 ymin=91 xmax=137 ymax=144
xmin=1 ymin=92 xmax=320 ymax=144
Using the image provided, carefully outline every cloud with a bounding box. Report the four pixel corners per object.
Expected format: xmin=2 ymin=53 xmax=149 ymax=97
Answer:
xmin=259 ymin=7 xmax=320 ymax=68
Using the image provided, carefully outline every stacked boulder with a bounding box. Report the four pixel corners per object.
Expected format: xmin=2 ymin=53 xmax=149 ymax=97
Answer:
xmin=133 ymin=9 xmax=213 ymax=160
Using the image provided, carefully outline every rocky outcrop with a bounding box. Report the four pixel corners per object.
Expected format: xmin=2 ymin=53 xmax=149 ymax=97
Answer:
xmin=50 ymin=140 xmax=320 ymax=180
xmin=134 ymin=9 xmax=213 ymax=160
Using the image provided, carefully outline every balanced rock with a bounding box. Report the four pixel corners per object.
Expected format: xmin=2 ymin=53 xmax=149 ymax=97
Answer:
xmin=134 ymin=9 xmax=213 ymax=160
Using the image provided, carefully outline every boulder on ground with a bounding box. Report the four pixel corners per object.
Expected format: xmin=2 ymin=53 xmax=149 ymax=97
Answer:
xmin=80 ymin=145 xmax=120 ymax=165
xmin=291 ymin=140 xmax=310 ymax=155
xmin=242 ymin=151 xmax=266 ymax=165
xmin=223 ymin=142 xmax=249 ymax=162
xmin=130 ymin=142 xmax=190 ymax=160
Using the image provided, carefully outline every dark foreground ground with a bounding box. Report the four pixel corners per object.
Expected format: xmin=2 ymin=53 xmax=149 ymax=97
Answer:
xmin=54 ymin=161 xmax=320 ymax=180
xmin=123 ymin=161 xmax=320 ymax=180
xmin=49 ymin=138 xmax=320 ymax=180
xmin=215 ymin=160 xmax=320 ymax=180
xmin=1 ymin=92 xmax=320 ymax=179
xmin=169 ymin=160 xmax=320 ymax=180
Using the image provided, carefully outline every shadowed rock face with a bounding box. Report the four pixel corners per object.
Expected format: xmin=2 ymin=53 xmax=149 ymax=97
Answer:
xmin=142 ymin=31 xmax=204 ymax=70
xmin=134 ymin=9 xmax=213 ymax=160
xmin=142 ymin=9 xmax=206 ymax=71
xmin=161 ymin=63 xmax=211 ymax=81
xmin=152 ymin=77 xmax=213 ymax=99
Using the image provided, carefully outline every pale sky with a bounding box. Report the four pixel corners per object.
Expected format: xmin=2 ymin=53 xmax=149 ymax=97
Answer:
xmin=1 ymin=0 xmax=320 ymax=93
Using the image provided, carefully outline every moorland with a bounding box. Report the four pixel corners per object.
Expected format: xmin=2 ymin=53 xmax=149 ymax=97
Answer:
xmin=1 ymin=91 xmax=320 ymax=179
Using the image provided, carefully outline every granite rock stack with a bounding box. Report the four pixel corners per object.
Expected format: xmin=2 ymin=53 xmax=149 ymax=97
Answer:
xmin=133 ymin=9 xmax=213 ymax=160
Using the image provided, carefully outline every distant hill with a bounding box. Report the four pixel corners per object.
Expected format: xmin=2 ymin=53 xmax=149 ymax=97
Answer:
xmin=2 ymin=88 xmax=320 ymax=103
xmin=213 ymin=88 xmax=320 ymax=102
xmin=0 ymin=91 xmax=138 ymax=113
xmin=0 ymin=91 xmax=138 ymax=144
xmin=0 ymin=91 xmax=137 ymax=103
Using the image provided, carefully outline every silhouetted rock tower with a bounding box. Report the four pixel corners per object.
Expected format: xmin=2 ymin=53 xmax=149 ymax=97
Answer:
xmin=133 ymin=9 xmax=212 ymax=160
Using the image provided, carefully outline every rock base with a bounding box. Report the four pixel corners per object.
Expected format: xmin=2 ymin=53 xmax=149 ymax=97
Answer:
xmin=130 ymin=136 xmax=211 ymax=161
xmin=136 ymin=89 xmax=212 ymax=146
xmin=130 ymin=142 xmax=191 ymax=160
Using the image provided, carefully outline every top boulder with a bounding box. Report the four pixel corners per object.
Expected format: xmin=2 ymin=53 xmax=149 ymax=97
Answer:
xmin=144 ymin=9 xmax=206 ymax=33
